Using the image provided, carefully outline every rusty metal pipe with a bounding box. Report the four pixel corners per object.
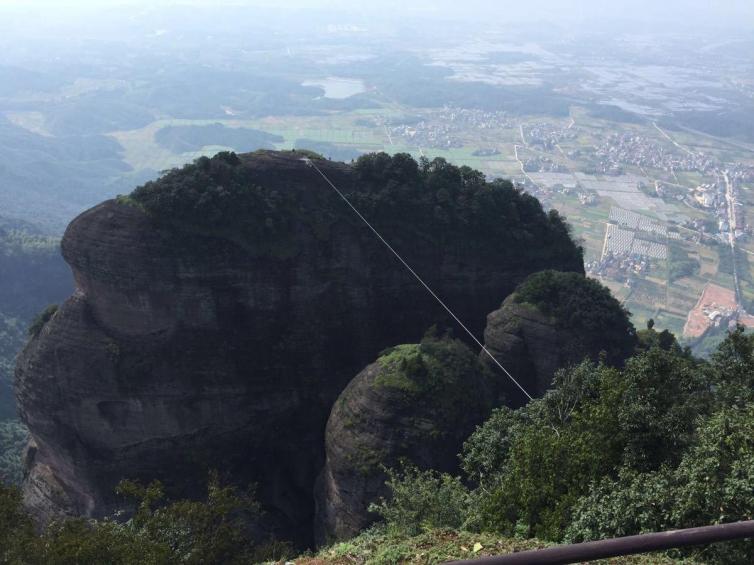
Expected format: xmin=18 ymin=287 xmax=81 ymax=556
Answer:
xmin=444 ymin=520 xmax=754 ymax=565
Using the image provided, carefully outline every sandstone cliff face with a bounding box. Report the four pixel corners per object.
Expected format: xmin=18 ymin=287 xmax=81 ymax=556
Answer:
xmin=315 ymin=338 xmax=493 ymax=544
xmin=482 ymin=271 xmax=637 ymax=405
xmin=482 ymin=297 xmax=564 ymax=403
xmin=15 ymin=151 xmax=583 ymax=545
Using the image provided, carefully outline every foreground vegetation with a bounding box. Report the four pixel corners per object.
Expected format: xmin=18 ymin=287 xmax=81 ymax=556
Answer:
xmin=0 ymin=473 xmax=292 ymax=565
xmin=299 ymin=526 xmax=694 ymax=565
xmin=356 ymin=325 xmax=754 ymax=564
xmin=1 ymin=323 xmax=751 ymax=563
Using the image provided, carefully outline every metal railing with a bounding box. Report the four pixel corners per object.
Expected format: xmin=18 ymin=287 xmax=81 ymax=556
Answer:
xmin=444 ymin=520 xmax=754 ymax=565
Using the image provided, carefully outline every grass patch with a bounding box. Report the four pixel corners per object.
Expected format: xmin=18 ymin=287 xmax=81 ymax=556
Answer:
xmin=292 ymin=527 xmax=697 ymax=565
xmin=114 ymin=194 xmax=145 ymax=210
xmin=374 ymin=344 xmax=424 ymax=394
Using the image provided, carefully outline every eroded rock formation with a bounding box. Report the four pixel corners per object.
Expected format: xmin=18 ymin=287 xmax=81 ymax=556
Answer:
xmin=314 ymin=337 xmax=494 ymax=544
xmin=482 ymin=270 xmax=637 ymax=405
xmin=15 ymin=151 xmax=583 ymax=545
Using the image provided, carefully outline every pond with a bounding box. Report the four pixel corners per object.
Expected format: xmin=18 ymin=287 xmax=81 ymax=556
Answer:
xmin=302 ymin=77 xmax=366 ymax=99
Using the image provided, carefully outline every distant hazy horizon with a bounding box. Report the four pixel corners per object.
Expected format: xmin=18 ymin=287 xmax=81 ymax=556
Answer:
xmin=2 ymin=0 xmax=753 ymax=30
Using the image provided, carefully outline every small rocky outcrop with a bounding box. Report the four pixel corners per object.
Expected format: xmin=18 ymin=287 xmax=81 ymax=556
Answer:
xmin=15 ymin=151 xmax=583 ymax=546
xmin=482 ymin=270 xmax=637 ymax=404
xmin=315 ymin=336 xmax=494 ymax=544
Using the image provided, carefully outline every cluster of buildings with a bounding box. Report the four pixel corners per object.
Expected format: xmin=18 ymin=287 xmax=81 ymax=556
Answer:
xmin=443 ymin=107 xmax=513 ymax=130
xmin=587 ymin=209 xmax=671 ymax=284
xmin=388 ymin=107 xmax=512 ymax=149
xmin=692 ymin=182 xmax=719 ymax=208
xmin=586 ymin=252 xmax=651 ymax=285
xmin=523 ymin=122 xmax=576 ymax=150
xmin=690 ymin=173 xmax=747 ymax=240
xmin=590 ymin=133 xmax=717 ymax=175
xmin=522 ymin=155 xmax=568 ymax=173
xmin=700 ymin=304 xmax=738 ymax=331
xmin=728 ymin=162 xmax=754 ymax=184
xmin=388 ymin=120 xmax=463 ymax=149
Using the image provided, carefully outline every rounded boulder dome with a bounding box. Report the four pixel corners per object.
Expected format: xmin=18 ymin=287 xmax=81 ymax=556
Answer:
xmin=482 ymin=270 xmax=637 ymax=405
xmin=314 ymin=335 xmax=496 ymax=544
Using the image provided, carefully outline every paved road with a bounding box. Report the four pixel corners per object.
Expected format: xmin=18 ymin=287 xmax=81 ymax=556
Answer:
xmin=653 ymin=122 xmax=695 ymax=156
xmin=513 ymin=144 xmax=538 ymax=188
xmin=723 ymin=170 xmax=743 ymax=305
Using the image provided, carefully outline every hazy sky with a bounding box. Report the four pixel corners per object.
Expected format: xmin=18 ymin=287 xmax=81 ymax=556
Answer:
xmin=2 ymin=0 xmax=753 ymax=33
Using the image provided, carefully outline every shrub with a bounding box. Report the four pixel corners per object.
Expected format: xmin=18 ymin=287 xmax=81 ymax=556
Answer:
xmin=478 ymin=422 xmax=614 ymax=540
xmin=460 ymin=406 xmax=526 ymax=486
xmin=566 ymin=403 xmax=754 ymax=564
xmin=0 ymin=472 xmax=285 ymax=564
xmin=452 ymin=342 xmax=719 ymax=543
xmin=114 ymin=471 xmax=261 ymax=564
xmin=565 ymin=468 xmax=676 ymax=542
xmin=369 ymin=465 xmax=471 ymax=537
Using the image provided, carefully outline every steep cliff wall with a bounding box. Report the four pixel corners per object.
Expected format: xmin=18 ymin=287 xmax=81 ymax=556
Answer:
xmin=15 ymin=151 xmax=583 ymax=544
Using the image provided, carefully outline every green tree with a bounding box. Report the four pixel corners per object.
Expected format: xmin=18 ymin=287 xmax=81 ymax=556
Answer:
xmin=709 ymin=325 xmax=754 ymax=407
xmin=113 ymin=472 xmax=261 ymax=564
xmin=0 ymin=472 xmax=277 ymax=565
xmin=617 ymin=348 xmax=710 ymax=471
xmin=369 ymin=464 xmax=470 ymax=537
xmin=476 ymin=362 xmax=624 ymax=540
xmin=461 ymin=406 xmax=527 ymax=487
xmin=566 ymin=403 xmax=754 ymax=564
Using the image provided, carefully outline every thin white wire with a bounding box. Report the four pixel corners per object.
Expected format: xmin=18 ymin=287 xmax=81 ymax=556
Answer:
xmin=303 ymin=157 xmax=533 ymax=401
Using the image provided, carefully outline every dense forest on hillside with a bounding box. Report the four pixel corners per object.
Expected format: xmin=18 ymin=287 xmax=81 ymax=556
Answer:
xmin=129 ymin=151 xmax=581 ymax=267
xmin=512 ymin=269 xmax=637 ymax=364
xmin=0 ymin=117 xmax=141 ymax=233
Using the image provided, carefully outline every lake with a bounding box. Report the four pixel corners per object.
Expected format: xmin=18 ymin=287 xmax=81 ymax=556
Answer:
xmin=302 ymin=77 xmax=366 ymax=99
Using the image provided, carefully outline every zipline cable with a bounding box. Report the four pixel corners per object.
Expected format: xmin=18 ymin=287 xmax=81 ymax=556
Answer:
xmin=302 ymin=157 xmax=533 ymax=401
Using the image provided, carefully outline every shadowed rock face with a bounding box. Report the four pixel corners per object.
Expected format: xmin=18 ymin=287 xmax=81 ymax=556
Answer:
xmin=482 ymin=297 xmax=564 ymax=404
xmin=482 ymin=271 xmax=637 ymax=405
xmin=315 ymin=338 xmax=494 ymax=544
xmin=15 ymin=151 xmax=583 ymax=545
